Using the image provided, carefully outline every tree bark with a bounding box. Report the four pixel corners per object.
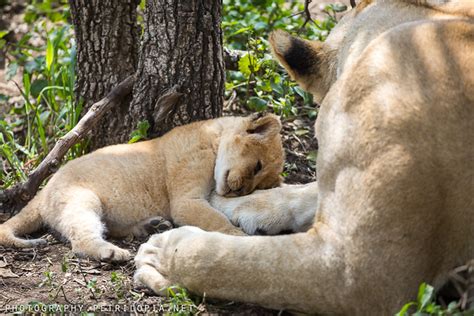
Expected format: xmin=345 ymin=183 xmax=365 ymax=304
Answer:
xmin=128 ymin=0 xmax=225 ymax=137
xmin=69 ymin=0 xmax=140 ymax=149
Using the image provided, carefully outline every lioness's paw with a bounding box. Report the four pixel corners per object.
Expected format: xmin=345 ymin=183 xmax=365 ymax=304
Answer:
xmin=134 ymin=262 xmax=173 ymax=296
xmin=134 ymin=227 xmax=205 ymax=295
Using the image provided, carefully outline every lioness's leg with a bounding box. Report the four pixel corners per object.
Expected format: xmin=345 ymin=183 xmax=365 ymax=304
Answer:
xmin=135 ymin=227 xmax=346 ymax=313
xmin=51 ymin=189 xmax=131 ymax=261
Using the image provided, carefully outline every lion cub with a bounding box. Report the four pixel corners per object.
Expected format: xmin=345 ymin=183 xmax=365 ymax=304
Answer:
xmin=0 ymin=113 xmax=284 ymax=261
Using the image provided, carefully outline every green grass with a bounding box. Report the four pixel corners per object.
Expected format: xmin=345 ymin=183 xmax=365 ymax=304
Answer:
xmin=1 ymin=4 xmax=86 ymax=189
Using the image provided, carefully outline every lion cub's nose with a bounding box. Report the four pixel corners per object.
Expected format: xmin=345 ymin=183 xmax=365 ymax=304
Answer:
xmin=227 ymin=170 xmax=243 ymax=191
xmin=232 ymin=186 xmax=245 ymax=196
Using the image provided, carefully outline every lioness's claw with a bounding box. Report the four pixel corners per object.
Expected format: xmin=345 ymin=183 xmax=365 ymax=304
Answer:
xmin=135 ymin=234 xmax=174 ymax=295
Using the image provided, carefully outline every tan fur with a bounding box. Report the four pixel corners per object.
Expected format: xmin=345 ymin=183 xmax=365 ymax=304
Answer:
xmin=134 ymin=1 xmax=474 ymax=314
xmin=0 ymin=114 xmax=284 ymax=261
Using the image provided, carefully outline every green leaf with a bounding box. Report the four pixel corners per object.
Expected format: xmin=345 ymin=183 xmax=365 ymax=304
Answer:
xmin=24 ymin=11 xmax=37 ymax=24
xmin=22 ymin=73 xmax=31 ymax=97
xmin=330 ymin=4 xmax=348 ymax=12
xmin=6 ymin=62 xmax=18 ymax=81
xmin=295 ymin=129 xmax=309 ymax=136
xmin=307 ymin=150 xmax=318 ymax=163
xmin=270 ymin=78 xmax=284 ymax=95
xmin=46 ymin=38 xmax=54 ymax=72
xmin=294 ymin=86 xmax=313 ymax=105
xmin=417 ymin=283 xmax=434 ymax=311
xmin=31 ymin=79 xmax=49 ymax=98
xmin=395 ymin=302 xmax=416 ymax=316
xmin=229 ymin=26 xmax=252 ymax=37
xmin=238 ymin=53 xmax=259 ymax=78
xmin=446 ymin=301 xmax=459 ymax=312
xmin=247 ymin=96 xmax=267 ymax=111
xmin=308 ymin=109 xmax=318 ymax=120
xmin=61 ymin=259 xmax=68 ymax=273
xmin=128 ymin=120 xmax=150 ymax=144
xmin=87 ymin=277 xmax=97 ymax=289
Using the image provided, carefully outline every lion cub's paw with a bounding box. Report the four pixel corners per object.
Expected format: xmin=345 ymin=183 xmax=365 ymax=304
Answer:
xmin=74 ymin=242 xmax=131 ymax=262
xmin=98 ymin=245 xmax=131 ymax=262
xmin=133 ymin=216 xmax=174 ymax=239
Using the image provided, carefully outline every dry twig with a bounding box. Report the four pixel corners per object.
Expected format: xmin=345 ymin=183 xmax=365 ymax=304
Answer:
xmin=290 ymin=0 xmax=315 ymax=32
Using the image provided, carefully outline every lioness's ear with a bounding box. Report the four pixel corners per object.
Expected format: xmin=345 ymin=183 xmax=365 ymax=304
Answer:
xmin=246 ymin=113 xmax=282 ymax=140
xmin=270 ymin=30 xmax=327 ymax=100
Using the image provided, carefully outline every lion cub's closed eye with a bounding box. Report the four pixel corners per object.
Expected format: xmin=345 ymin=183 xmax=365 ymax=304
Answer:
xmin=0 ymin=113 xmax=284 ymax=261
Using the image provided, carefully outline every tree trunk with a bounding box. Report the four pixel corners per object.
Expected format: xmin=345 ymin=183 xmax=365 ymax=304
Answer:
xmin=128 ymin=0 xmax=225 ymax=138
xmin=69 ymin=0 xmax=140 ymax=149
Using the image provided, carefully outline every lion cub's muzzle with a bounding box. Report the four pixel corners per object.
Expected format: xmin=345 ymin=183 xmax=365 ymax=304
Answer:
xmin=221 ymin=170 xmax=254 ymax=197
xmin=224 ymin=185 xmax=250 ymax=197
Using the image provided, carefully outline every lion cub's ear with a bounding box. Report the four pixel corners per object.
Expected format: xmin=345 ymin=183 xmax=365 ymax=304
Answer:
xmin=270 ymin=30 xmax=327 ymax=100
xmin=246 ymin=113 xmax=282 ymax=140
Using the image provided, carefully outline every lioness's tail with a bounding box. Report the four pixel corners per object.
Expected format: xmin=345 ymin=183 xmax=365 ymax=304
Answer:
xmin=0 ymin=197 xmax=46 ymax=248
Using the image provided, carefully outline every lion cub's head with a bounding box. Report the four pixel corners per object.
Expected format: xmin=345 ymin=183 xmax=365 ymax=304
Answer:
xmin=215 ymin=113 xmax=284 ymax=197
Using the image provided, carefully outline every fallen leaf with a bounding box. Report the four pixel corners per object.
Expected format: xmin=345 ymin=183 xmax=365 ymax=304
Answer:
xmin=295 ymin=129 xmax=309 ymax=136
xmin=0 ymin=267 xmax=19 ymax=278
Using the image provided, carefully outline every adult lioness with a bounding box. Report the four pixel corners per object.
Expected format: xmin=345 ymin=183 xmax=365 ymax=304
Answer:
xmin=134 ymin=0 xmax=474 ymax=314
xmin=0 ymin=113 xmax=284 ymax=261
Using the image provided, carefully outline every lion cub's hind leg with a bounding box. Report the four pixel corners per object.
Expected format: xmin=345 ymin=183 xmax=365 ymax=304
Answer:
xmin=55 ymin=188 xmax=131 ymax=262
xmin=131 ymin=216 xmax=174 ymax=240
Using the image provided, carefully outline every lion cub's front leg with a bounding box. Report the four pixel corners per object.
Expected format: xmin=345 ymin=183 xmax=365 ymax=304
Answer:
xmin=168 ymin=150 xmax=245 ymax=236
xmin=171 ymin=198 xmax=245 ymax=235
